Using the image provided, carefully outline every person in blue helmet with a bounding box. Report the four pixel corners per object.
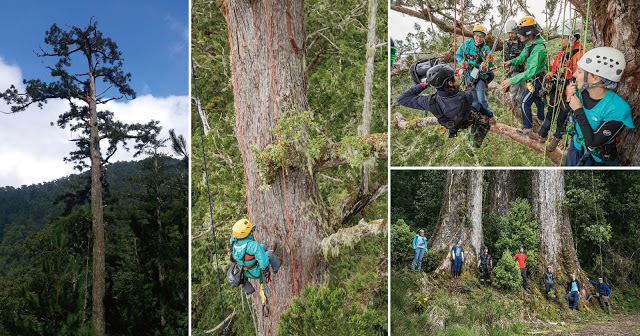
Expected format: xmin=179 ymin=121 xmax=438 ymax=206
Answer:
xmin=450 ymin=240 xmax=465 ymax=278
xmin=565 ymin=47 xmax=634 ymax=166
xmin=411 ymin=229 xmax=428 ymax=272
xmin=456 ymin=24 xmax=497 ymax=125
xmin=229 ymin=218 xmax=280 ymax=295
xmin=587 ymin=277 xmax=612 ymax=314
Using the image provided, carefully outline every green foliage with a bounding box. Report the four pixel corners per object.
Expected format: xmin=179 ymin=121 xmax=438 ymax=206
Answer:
xmin=337 ymin=136 xmax=373 ymax=168
xmin=390 ymin=170 xmax=445 ymax=232
xmin=391 ymin=219 xmax=414 ymax=270
xmin=492 ymin=251 xmax=522 ymax=291
xmin=494 ymin=199 xmax=540 ymax=263
xmin=279 ymin=286 xmax=384 ymax=336
xmin=0 ymin=158 xmax=187 ymax=335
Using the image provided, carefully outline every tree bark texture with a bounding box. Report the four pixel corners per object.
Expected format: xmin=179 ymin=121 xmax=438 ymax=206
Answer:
xmin=532 ymin=170 xmax=585 ymax=282
xmin=224 ymin=0 xmax=326 ymax=334
xmin=487 ymin=170 xmax=516 ymax=216
xmin=360 ymin=0 xmax=378 ymax=193
xmin=431 ymin=170 xmax=484 ymax=269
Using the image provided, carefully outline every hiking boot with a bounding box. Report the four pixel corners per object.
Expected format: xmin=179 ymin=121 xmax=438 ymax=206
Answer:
xmin=488 ymin=116 xmax=497 ymax=125
xmin=547 ymin=137 xmax=561 ymax=152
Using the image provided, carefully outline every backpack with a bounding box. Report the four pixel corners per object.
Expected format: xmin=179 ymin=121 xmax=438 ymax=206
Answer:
xmin=226 ymin=263 xmax=244 ymax=287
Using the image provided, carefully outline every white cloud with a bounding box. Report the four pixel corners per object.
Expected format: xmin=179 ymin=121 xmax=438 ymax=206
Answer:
xmin=0 ymin=57 xmax=188 ymax=187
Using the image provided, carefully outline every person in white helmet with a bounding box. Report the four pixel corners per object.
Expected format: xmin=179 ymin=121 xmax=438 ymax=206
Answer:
xmin=503 ymin=19 xmax=526 ymax=107
xmin=565 ymin=47 xmax=634 ymax=166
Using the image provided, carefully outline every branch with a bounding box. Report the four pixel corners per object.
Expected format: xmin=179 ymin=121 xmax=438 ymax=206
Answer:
xmin=341 ymin=184 xmax=387 ymax=225
xmin=394 ymin=113 xmax=564 ymax=165
xmin=320 ymin=219 xmax=386 ymax=259
xmin=204 ymin=310 xmax=235 ymax=334
xmin=314 ymin=133 xmax=388 ymax=172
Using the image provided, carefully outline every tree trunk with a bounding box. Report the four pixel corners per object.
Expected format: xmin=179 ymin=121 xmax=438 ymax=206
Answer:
xmin=360 ymin=0 xmax=378 ymax=194
xmin=224 ymin=0 xmax=326 ymax=334
xmin=568 ymin=0 xmax=640 ymax=164
xmin=532 ymin=170 xmax=586 ymax=284
xmin=430 ymin=170 xmax=484 ymax=270
xmin=487 ymin=170 xmax=516 ymax=216
xmin=88 ymin=71 xmax=106 ymax=336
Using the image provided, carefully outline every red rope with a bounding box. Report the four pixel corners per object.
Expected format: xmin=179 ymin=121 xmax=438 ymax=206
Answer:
xmin=223 ymin=0 xmax=254 ymax=227
xmin=453 ymin=0 xmax=458 ymax=73
xmin=262 ymin=0 xmax=300 ymax=298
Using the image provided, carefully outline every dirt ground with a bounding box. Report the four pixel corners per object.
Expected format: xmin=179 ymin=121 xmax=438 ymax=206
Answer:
xmin=530 ymin=313 xmax=640 ymax=336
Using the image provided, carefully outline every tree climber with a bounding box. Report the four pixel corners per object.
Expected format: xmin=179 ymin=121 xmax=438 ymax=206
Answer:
xmin=411 ymin=229 xmax=428 ymax=272
xmin=228 ymin=219 xmax=280 ymax=296
xmin=540 ymin=28 xmax=585 ymax=152
xmin=503 ymin=19 xmax=526 ymax=108
xmin=456 ymin=24 xmax=497 ymax=125
xmin=565 ymin=273 xmax=581 ymax=311
xmin=477 ymin=246 xmax=493 ymax=285
xmin=500 ymin=16 xmax=548 ymax=140
xmin=587 ymin=277 xmax=612 ymax=314
xmin=513 ymin=247 xmax=529 ymax=290
xmin=565 ymin=47 xmax=633 ymax=166
xmin=397 ymin=63 xmax=490 ymax=147
xmin=450 ymin=240 xmax=465 ymax=278
xmin=543 ymin=265 xmax=555 ymax=298
xmin=537 ymin=28 xmax=575 ymax=150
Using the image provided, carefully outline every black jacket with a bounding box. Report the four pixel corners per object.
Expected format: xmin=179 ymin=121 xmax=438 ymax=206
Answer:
xmin=566 ymin=280 xmax=581 ymax=293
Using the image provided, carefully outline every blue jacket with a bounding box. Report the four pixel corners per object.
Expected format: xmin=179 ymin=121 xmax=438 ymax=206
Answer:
xmin=590 ymin=280 xmax=612 ymax=296
xmin=573 ymin=90 xmax=634 ymax=162
xmin=412 ymin=234 xmax=427 ymax=250
xmin=229 ymin=234 xmax=270 ymax=279
xmin=451 ymin=245 xmax=464 ymax=259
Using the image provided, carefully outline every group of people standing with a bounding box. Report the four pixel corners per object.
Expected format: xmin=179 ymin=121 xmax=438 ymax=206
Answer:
xmin=397 ymin=15 xmax=634 ymax=166
xmin=410 ymin=230 xmax=613 ymax=313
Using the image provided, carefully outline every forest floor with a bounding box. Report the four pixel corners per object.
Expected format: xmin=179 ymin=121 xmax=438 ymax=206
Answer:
xmin=528 ymin=313 xmax=640 ymax=335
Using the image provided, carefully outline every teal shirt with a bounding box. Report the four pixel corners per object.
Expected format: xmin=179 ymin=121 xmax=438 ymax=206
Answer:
xmin=572 ymin=90 xmax=634 ymax=162
xmin=412 ymin=235 xmax=427 ymax=250
xmin=455 ymin=40 xmax=494 ymax=80
xmin=570 ymin=281 xmax=579 ymax=293
xmin=230 ymin=234 xmax=270 ymax=279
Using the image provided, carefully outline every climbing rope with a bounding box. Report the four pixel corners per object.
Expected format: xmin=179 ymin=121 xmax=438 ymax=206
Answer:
xmin=262 ymin=0 xmax=300 ymax=298
xmin=191 ymin=60 xmax=228 ymax=335
xmin=591 ymin=171 xmax=605 ymax=277
xmin=453 ymin=0 xmax=458 ymax=73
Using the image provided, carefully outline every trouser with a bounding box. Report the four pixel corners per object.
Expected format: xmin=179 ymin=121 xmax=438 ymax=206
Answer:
xmin=411 ymin=248 xmax=426 ymax=271
xmin=539 ymin=83 xmax=568 ymax=139
xmin=566 ymin=291 xmax=580 ymax=310
xmin=453 ymin=257 xmax=463 ymax=276
xmin=545 ymin=282 xmax=554 ymax=296
xmin=266 ymin=250 xmax=281 ymax=273
xmin=588 ymin=293 xmax=612 ymax=314
xmin=520 ymin=268 xmax=529 ymax=289
xmin=470 ymin=79 xmax=494 ymax=118
xmin=565 ymin=140 xmax=620 ymax=166
xmin=479 ymin=266 xmax=491 ymax=284
xmin=520 ymin=77 xmax=545 ymax=129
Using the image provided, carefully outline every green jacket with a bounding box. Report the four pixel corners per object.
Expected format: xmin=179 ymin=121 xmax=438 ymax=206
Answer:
xmin=455 ymin=40 xmax=494 ymax=81
xmin=509 ymin=36 xmax=547 ymax=85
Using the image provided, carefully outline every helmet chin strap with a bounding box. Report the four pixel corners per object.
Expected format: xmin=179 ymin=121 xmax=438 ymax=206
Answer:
xmin=580 ymin=71 xmax=607 ymax=91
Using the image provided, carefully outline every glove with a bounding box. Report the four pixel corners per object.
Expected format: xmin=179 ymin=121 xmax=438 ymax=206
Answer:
xmin=264 ymin=267 xmax=271 ymax=282
xmin=419 ymin=82 xmax=428 ymax=88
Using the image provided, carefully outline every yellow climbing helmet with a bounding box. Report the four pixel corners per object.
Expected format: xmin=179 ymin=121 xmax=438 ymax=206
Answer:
xmin=517 ymin=16 xmax=537 ymax=27
xmin=515 ymin=16 xmax=542 ymax=37
xmin=232 ymin=218 xmax=254 ymax=239
xmin=472 ymin=24 xmax=488 ymax=35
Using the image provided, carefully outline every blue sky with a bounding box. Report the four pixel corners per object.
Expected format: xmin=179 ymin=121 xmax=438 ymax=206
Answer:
xmin=0 ymin=0 xmax=188 ymax=96
xmin=0 ymin=1 xmax=189 ymax=186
